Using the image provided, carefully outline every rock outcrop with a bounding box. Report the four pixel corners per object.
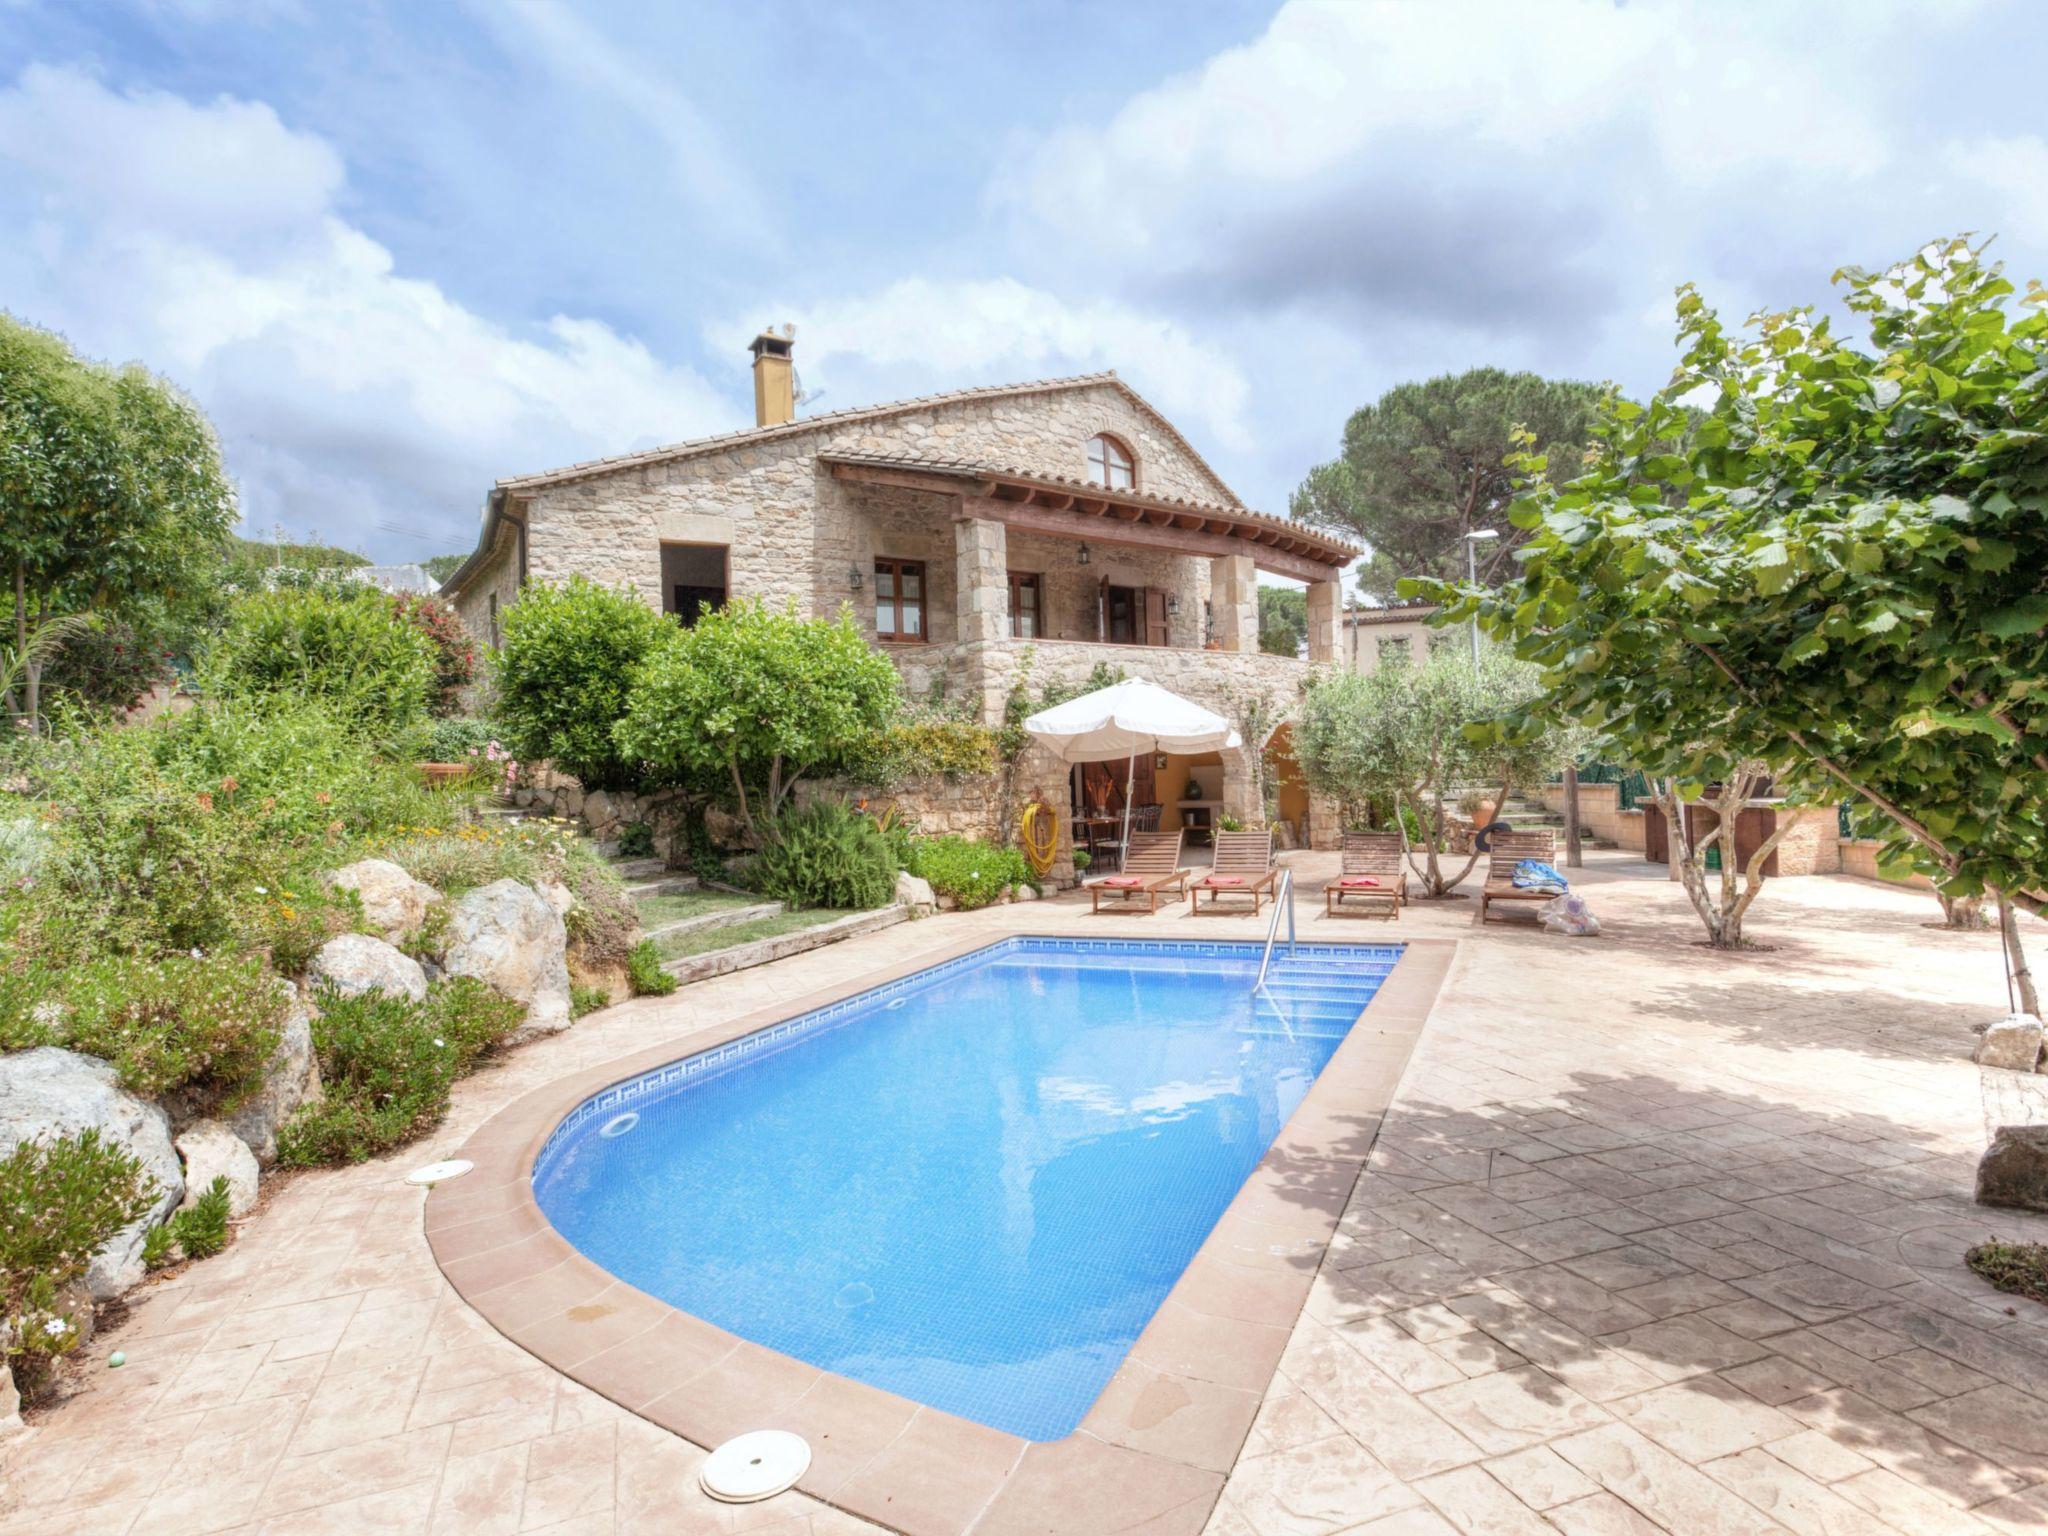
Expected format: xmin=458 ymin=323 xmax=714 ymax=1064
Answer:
xmin=0 ymin=1048 xmax=182 ymax=1300
xmin=324 ymin=859 xmax=440 ymax=943
xmin=443 ymin=879 xmax=569 ymax=1036
xmin=174 ymin=1119 xmax=261 ymax=1218
xmin=306 ymin=933 xmax=428 ymax=1003
xmin=894 ymin=871 xmax=936 ymax=912
xmin=223 ymin=983 xmax=321 ymax=1165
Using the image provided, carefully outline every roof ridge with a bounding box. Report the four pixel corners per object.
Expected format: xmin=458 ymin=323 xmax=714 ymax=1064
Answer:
xmin=496 ymin=371 xmax=1131 ymax=492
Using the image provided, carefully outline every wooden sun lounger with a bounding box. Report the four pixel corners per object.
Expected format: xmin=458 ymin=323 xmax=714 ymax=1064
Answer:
xmin=1325 ymin=831 xmax=1406 ymax=919
xmin=1477 ymin=830 xmax=1559 ymax=924
xmin=1188 ymin=830 xmax=1278 ymax=915
xmin=1087 ymin=830 xmax=1188 ymax=914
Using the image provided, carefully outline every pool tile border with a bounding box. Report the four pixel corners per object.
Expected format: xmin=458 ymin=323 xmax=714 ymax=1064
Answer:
xmin=427 ymin=930 xmax=1453 ymax=1536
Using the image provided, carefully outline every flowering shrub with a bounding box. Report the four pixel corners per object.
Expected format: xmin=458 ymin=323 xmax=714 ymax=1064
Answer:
xmin=464 ymin=739 xmax=520 ymax=797
xmin=1 ymin=1130 xmax=159 ymax=1397
xmin=907 ymin=836 xmax=1035 ymax=910
xmin=2 ymin=952 xmax=290 ymax=1106
xmin=389 ymin=593 xmax=476 ymax=715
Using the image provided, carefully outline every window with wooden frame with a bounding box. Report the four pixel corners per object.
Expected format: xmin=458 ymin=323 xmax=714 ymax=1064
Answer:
xmin=874 ymin=558 xmax=926 ymax=642
xmin=1007 ymin=571 xmax=1041 ymax=638
xmin=1086 ymin=434 xmax=1136 ymax=490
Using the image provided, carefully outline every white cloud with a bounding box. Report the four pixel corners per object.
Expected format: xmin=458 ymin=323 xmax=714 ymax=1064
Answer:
xmin=1948 ymin=135 xmax=2048 ymax=249
xmin=0 ymin=66 xmax=732 ymax=551
xmin=717 ymin=276 xmax=1254 ymax=451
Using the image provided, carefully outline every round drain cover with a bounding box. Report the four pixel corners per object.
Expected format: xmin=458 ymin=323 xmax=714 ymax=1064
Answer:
xmin=700 ymin=1430 xmax=811 ymax=1503
xmin=404 ymin=1159 xmax=472 ymax=1186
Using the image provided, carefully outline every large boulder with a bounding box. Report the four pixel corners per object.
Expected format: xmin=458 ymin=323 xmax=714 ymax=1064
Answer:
xmin=1977 ymin=1125 xmax=2048 ymax=1213
xmin=324 ymin=859 xmax=440 ymax=943
xmin=1976 ymin=1016 xmax=2046 ymax=1073
xmin=443 ymin=879 xmax=570 ymax=1036
xmin=223 ymin=983 xmax=321 ymax=1165
xmin=175 ymin=1119 xmax=261 ymax=1218
xmin=895 ymin=871 xmax=936 ymax=910
xmin=0 ymin=1048 xmax=182 ymax=1300
xmin=307 ymin=933 xmax=427 ymax=1003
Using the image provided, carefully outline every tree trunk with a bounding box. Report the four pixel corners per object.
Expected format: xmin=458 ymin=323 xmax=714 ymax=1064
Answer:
xmin=1562 ymin=764 xmax=1582 ymax=869
xmin=1936 ymin=891 xmax=1990 ymax=930
xmin=1999 ymin=894 xmax=2041 ymax=1018
xmin=1659 ymin=774 xmax=1797 ymax=949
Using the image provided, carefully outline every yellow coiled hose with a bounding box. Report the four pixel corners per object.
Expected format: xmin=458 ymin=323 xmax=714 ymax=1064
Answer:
xmin=1019 ymin=800 xmax=1060 ymax=878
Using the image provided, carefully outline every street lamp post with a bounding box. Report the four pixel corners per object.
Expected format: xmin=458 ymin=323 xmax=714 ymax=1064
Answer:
xmin=1463 ymin=528 xmax=1499 ymax=668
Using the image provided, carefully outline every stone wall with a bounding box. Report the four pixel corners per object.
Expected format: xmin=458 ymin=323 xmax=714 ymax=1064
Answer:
xmin=449 ymin=519 xmax=520 ymax=649
xmin=1840 ymin=838 xmax=1936 ymax=890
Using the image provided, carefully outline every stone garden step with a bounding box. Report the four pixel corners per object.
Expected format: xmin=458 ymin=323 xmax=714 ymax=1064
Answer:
xmin=642 ymin=900 xmax=786 ymax=944
xmin=660 ymin=905 xmax=909 ymax=985
xmin=625 ymin=875 xmax=701 ymax=899
xmin=609 ymin=856 xmax=667 ymax=881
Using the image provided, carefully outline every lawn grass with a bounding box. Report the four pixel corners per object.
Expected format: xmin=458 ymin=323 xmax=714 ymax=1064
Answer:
xmin=636 ymin=889 xmax=770 ymax=928
xmin=654 ymin=907 xmax=853 ymax=960
xmin=1966 ymin=1241 xmax=2048 ymax=1307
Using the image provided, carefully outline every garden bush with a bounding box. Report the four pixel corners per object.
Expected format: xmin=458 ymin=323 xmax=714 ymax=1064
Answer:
xmin=570 ymin=982 xmax=609 ymax=1019
xmin=1 ymin=953 xmax=290 ymax=1106
xmin=492 ymin=577 xmax=674 ymax=791
xmin=36 ymin=616 xmax=170 ymax=715
xmin=754 ymin=802 xmax=897 ymax=911
xmin=908 ymin=836 xmax=1034 ymax=910
xmin=390 ymin=593 xmax=476 ymax=715
xmin=277 ymin=977 xmax=523 ymax=1165
xmin=0 ymin=1131 xmax=158 ymax=1394
xmin=626 ymin=939 xmax=676 ymax=996
xmin=204 ymin=587 xmax=437 ymax=731
xmin=402 ymin=714 xmax=503 ymax=763
xmin=840 ymin=711 xmax=1000 ymax=784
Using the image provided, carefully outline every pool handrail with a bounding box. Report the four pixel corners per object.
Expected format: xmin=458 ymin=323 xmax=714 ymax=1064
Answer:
xmin=1253 ymin=866 xmax=1296 ymax=992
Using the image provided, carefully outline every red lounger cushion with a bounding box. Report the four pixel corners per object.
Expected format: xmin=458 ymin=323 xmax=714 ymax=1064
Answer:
xmin=1201 ymin=875 xmax=1245 ymax=887
xmin=1100 ymin=876 xmax=1144 ymax=888
xmin=1338 ymin=877 xmax=1380 ymax=889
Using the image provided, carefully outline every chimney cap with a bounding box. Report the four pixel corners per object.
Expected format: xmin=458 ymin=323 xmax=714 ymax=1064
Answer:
xmin=750 ymin=325 xmax=794 ymax=361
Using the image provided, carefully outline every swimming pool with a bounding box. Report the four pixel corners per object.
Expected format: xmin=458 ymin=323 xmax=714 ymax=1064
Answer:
xmin=532 ymin=936 xmax=1400 ymax=1441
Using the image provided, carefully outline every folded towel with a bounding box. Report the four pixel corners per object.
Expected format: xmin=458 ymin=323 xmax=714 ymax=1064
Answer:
xmin=1100 ymin=876 xmax=1144 ymax=888
xmin=1512 ymin=859 xmax=1568 ymax=893
xmin=1337 ymin=877 xmax=1380 ymax=889
xmin=1201 ymin=875 xmax=1245 ymax=887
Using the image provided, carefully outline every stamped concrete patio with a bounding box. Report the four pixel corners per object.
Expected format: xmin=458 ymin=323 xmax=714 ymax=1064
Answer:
xmin=3 ymin=851 xmax=2045 ymax=1535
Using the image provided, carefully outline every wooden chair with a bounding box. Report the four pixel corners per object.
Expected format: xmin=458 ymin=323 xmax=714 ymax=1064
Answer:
xmin=1477 ymin=830 xmax=1559 ymax=925
xmin=1188 ymin=830 xmax=1278 ymax=915
xmin=1325 ymin=832 xmax=1406 ymax=919
xmin=1087 ymin=830 xmax=1189 ymax=914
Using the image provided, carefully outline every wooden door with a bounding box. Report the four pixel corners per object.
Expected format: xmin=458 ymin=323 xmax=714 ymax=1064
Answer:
xmin=1733 ymin=806 xmax=1780 ymax=878
xmin=1642 ymin=800 xmax=1668 ymax=864
xmin=1143 ymin=588 xmax=1170 ymax=647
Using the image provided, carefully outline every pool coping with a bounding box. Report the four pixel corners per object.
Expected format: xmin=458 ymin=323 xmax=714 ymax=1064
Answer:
xmin=426 ymin=930 xmax=1453 ymax=1536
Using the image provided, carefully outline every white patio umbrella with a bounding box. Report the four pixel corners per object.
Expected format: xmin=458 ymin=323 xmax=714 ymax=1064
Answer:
xmin=1022 ymin=677 xmax=1241 ymax=869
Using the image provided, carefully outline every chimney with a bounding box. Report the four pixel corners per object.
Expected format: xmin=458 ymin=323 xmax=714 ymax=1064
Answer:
xmin=750 ymin=326 xmax=795 ymax=427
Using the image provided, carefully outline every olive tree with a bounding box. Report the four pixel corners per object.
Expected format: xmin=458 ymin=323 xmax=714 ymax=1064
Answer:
xmin=1415 ymin=239 xmax=2046 ymax=983
xmin=1 ymin=315 xmax=235 ymax=727
xmin=1294 ymin=651 xmax=1575 ymax=896
xmin=614 ymin=601 xmax=900 ymax=844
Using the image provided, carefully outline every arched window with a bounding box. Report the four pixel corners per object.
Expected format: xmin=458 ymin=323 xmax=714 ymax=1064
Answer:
xmin=1086 ymin=434 xmax=1135 ymax=490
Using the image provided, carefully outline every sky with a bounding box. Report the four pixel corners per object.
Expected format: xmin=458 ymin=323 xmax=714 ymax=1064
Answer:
xmin=3 ymin=0 xmax=2045 ymax=575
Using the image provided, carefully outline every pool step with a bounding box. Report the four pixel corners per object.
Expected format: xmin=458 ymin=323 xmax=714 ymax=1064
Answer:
xmin=661 ymin=904 xmax=909 ymax=985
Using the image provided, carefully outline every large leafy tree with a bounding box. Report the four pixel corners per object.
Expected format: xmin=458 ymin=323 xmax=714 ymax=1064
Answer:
xmin=1293 ymin=651 xmax=1577 ymax=896
xmin=1257 ymin=586 xmax=1307 ymax=656
xmin=1415 ymin=239 xmax=2047 ymax=984
xmin=615 ymin=601 xmax=901 ymax=842
xmin=1 ymin=315 xmax=235 ymax=726
xmin=1291 ymin=367 xmax=1606 ymax=600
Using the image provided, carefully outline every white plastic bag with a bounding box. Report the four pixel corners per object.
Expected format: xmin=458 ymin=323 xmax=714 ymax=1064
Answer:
xmin=1539 ymin=893 xmax=1601 ymax=936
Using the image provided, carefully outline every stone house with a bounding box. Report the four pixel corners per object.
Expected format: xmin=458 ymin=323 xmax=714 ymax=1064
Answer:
xmin=441 ymin=331 xmax=1359 ymax=856
xmin=1341 ymin=601 xmax=1453 ymax=673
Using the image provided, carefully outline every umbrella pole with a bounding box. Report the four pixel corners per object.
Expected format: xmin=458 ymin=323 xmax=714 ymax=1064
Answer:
xmin=1120 ymin=753 xmax=1135 ymax=870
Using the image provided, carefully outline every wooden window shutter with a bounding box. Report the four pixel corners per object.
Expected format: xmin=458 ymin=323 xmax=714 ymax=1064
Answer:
xmin=1144 ymin=588 xmax=1170 ymax=647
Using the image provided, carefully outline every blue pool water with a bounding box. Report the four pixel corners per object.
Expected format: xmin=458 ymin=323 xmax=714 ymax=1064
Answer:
xmin=533 ymin=937 xmax=1399 ymax=1440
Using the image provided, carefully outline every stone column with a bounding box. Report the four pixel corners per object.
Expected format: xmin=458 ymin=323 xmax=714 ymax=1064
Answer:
xmin=1306 ymin=579 xmax=1341 ymax=663
xmin=1209 ymin=553 xmax=1258 ymax=653
xmin=955 ymin=516 xmax=1008 ymax=645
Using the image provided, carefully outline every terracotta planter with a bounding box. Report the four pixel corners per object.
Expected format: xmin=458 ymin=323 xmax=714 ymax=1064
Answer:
xmin=416 ymin=761 xmax=476 ymax=789
xmin=1470 ymin=800 xmax=1496 ymax=829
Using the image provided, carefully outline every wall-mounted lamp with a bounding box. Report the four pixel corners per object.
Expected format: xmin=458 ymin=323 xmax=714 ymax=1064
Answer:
xmin=1077 ymin=543 xmax=1092 ymax=566
xmin=1166 ymin=595 xmax=1181 ymax=616
xmin=848 ymin=564 xmax=864 ymax=592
